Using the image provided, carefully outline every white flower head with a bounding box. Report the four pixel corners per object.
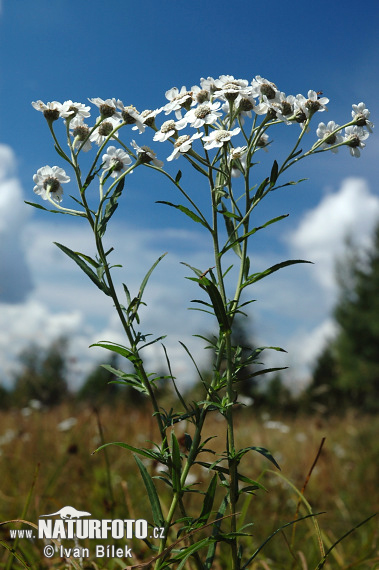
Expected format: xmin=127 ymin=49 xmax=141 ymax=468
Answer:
xmin=344 ymin=125 xmax=369 ymax=157
xmin=33 ymin=165 xmax=70 ymax=203
xmin=251 ymin=76 xmax=280 ymax=102
xmin=352 ymin=102 xmax=374 ymax=133
xmin=88 ymin=97 xmax=121 ymax=119
xmin=131 ymin=108 xmax=163 ymax=133
xmin=228 ymin=146 xmax=247 ymax=177
xmin=202 ymin=127 xmax=240 ymax=150
xmin=200 ymin=77 xmax=217 ymax=93
xmin=271 ymin=93 xmax=297 ymax=124
xmin=256 ymin=133 xmax=270 ymax=151
xmin=131 ymin=140 xmax=164 ymax=167
xmin=214 ymin=75 xmax=251 ymax=102
xmin=167 ymin=132 xmax=203 ymax=161
xmin=60 ymin=100 xmax=91 ymax=121
xmin=31 ymin=100 xmax=63 ymax=122
xmin=182 ymin=101 xmax=222 ymax=129
xmin=102 ymin=146 xmax=132 ymax=177
xmin=316 ymin=121 xmax=343 ymax=153
xmin=163 ymin=86 xmax=195 ymax=119
xmin=116 ymin=101 xmax=146 ymax=134
xmin=70 ymin=119 xmax=92 ymax=152
xmin=89 ymin=116 xmax=122 ymax=146
xmin=153 ymin=119 xmax=186 ymax=142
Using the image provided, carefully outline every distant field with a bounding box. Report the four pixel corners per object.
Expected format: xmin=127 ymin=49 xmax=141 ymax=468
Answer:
xmin=0 ymin=404 xmax=378 ymax=568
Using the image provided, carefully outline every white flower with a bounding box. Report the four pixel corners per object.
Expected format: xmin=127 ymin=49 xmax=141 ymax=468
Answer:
xmin=167 ymin=132 xmax=203 ymax=161
xmin=88 ymin=97 xmax=121 ymax=119
xmin=251 ymin=76 xmax=280 ymax=102
xmin=256 ymin=133 xmax=270 ymax=151
xmin=33 ymin=165 xmax=70 ymax=203
xmin=153 ymin=119 xmax=186 ymax=142
xmin=116 ymin=101 xmax=146 ymax=133
xmin=263 ymin=420 xmax=290 ymax=434
xmin=89 ymin=116 xmax=122 ymax=145
xmin=57 ymin=417 xmax=77 ymax=432
xmin=202 ymin=127 xmax=240 ymax=150
xmin=214 ymin=75 xmax=251 ymax=101
xmin=344 ymin=125 xmax=369 ymax=157
xmin=228 ymin=146 xmax=247 ymax=177
xmin=70 ymin=119 xmax=92 ymax=152
xmin=352 ymin=102 xmax=374 ymax=133
xmin=295 ymin=90 xmax=328 ymax=121
xmin=181 ymin=101 xmax=222 ymax=128
xmin=102 ymin=146 xmax=132 ymax=177
xmin=316 ymin=121 xmax=343 ymax=153
xmin=132 ymin=108 xmax=162 ymax=131
xmin=131 ymin=140 xmax=164 ymax=167
xmin=31 ymin=100 xmax=62 ymax=122
xmin=60 ymin=100 xmax=91 ymax=121
xmin=271 ymin=93 xmax=297 ymax=124
xmin=163 ymin=86 xmax=195 ymax=119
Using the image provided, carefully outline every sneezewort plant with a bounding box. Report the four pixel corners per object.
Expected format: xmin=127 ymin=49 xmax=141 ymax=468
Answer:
xmin=29 ymin=75 xmax=373 ymax=569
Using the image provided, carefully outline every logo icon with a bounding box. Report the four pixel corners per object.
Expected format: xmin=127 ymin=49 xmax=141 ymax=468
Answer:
xmin=39 ymin=506 xmax=92 ymax=520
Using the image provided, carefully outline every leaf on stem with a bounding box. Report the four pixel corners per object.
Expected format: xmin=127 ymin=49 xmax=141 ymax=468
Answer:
xmin=220 ymin=202 xmax=242 ymax=258
xmin=199 ymin=276 xmax=230 ymax=333
xmin=54 ymin=242 xmax=110 ymax=294
xmin=25 ymin=201 xmax=85 ymax=217
xmin=98 ymin=176 xmax=125 ymax=237
xmin=90 ymin=340 xmax=141 ymax=365
xmin=270 ymin=160 xmax=279 ymax=186
xmin=220 ymin=214 xmax=289 ymax=257
xmin=134 ymin=455 xmax=165 ymax=528
xmin=156 ymin=201 xmax=209 ymax=228
xmin=241 ymin=259 xmax=312 ymax=289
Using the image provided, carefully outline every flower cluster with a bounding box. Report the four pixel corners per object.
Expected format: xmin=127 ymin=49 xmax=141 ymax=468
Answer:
xmin=31 ymin=75 xmax=373 ymax=204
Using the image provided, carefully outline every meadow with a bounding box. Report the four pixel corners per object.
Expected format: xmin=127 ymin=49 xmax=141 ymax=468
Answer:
xmin=0 ymin=403 xmax=377 ymax=569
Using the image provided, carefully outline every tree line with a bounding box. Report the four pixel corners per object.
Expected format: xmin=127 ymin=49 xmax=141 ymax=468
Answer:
xmin=1 ymin=221 xmax=379 ymax=414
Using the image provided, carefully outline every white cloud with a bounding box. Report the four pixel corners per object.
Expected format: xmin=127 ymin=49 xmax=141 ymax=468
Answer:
xmin=263 ymin=177 xmax=379 ymax=386
xmin=0 ymin=145 xmax=33 ymax=302
xmin=285 ymin=177 xmax=379 ymax=292
xmin=2 ymin=163 xmax=378 ymax=394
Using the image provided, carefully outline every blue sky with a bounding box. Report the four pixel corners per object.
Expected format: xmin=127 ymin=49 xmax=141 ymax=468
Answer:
xmin=0 ymin=0 xmax=378 ymax=392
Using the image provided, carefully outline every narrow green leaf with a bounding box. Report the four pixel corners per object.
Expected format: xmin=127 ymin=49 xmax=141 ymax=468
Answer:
xmin=252 ymin=177 xmax=269 ymax=201
xmin=242 ymin=259 xmax=312 ymax=289
xmin=139 ymin=253 xmax=167 ymax=300
xmin=24 ymin=201 xmax=85 ymax=217
xmin=89 ymin=341 xmax=141 ymax=364
xmin=174 ymin=538 xmax=213 ymax=568
xmin=221 ymin=215 xmax=289 ymax=256
xmin=196 ymin=461 xmax=267 ymax=492
xmin=199 ymin=276 xmax=230 ymax=332
xmin=315 ymin=513 xmax=377 ymax=570
xmin=175 ymin=170 xmax=182 ymax=184
xmin=134 ymin=455 xmax=164 ymax=527
xmin=54 ymin=242 xmax=110 ymax=294
xmin=98 ymin=176 xmax=125 ymax=237
xmin=270 ymin=160 xmax=279 ymax=185
xmin=156 ymin=201 xmax=209 ymax=228
xmin=220 ymin=202 xmax=242 ymax=258
xmin=245 ymin=366 xmax=288 ymax=379
xmin=205 ymin=495 xmax=229 ymax=569
xmin=273 ymin=177 xmax=308 ymax=190
xmin=180 ymin=262 xmax=204 ymax=277
xmin=241 ymin=446 xmax=281 ymax=470
xmin=197 ymin=474 xmax=217 ymax=525
xmin=93 ymin=441 xmax=157 ymax=460
xmin=241 ymin=513 xmax=323 ymax=569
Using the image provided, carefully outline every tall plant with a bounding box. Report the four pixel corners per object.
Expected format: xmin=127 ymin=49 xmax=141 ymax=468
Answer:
xmin=29 ymin=76 xmax=373 ymax=568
